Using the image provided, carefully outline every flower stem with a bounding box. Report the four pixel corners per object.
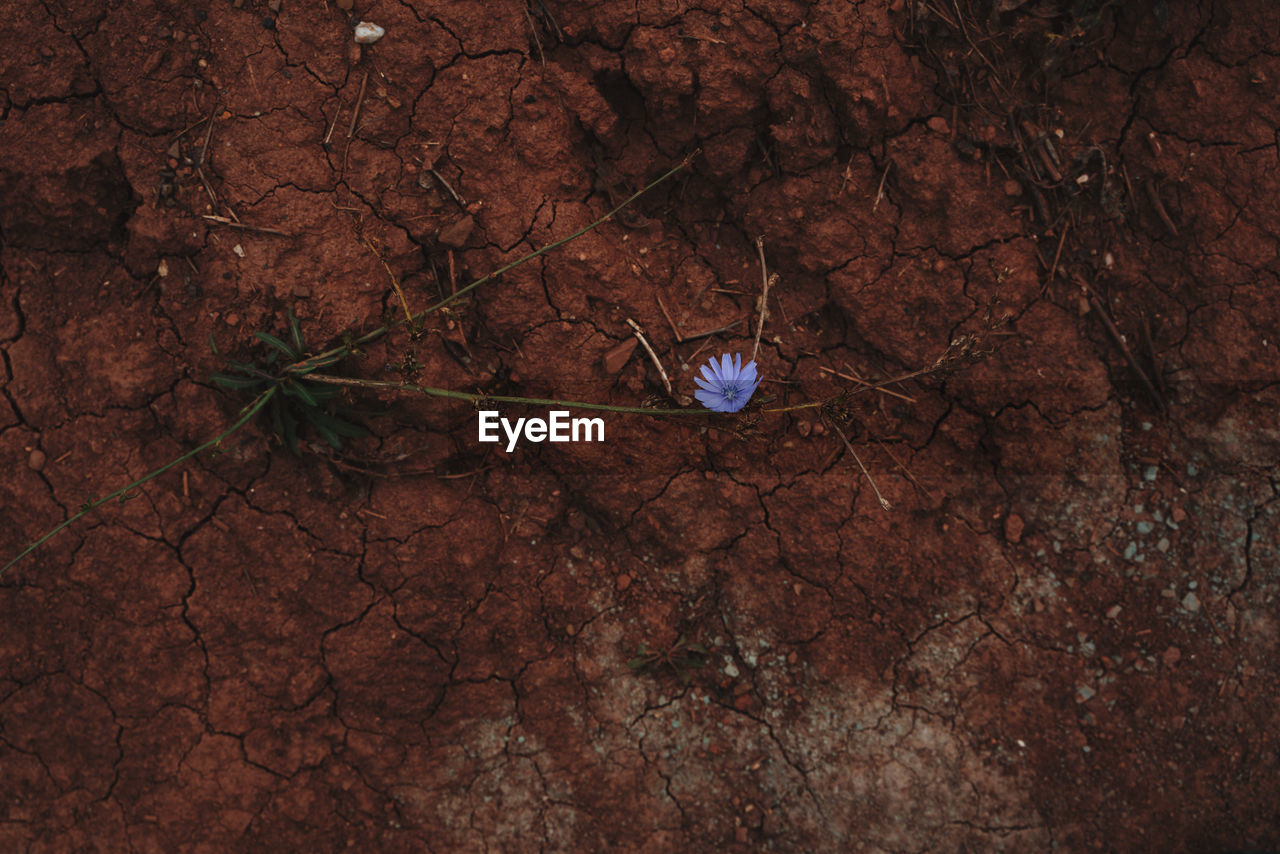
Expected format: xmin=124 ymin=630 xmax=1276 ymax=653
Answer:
xmin=1 ymin=388 xmax=277 ymax=577
xmin=308 ymin=358 xmax=939 ymax=419
xmin=305 ymin=374 xmax=710 ymax=416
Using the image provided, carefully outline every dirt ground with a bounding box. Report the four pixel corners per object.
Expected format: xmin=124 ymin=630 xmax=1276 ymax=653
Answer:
xmin=2 ymin=0 xmax=1278 ymax=851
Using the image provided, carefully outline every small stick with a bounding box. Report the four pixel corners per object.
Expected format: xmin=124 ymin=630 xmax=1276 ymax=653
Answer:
xmin=364 ymin=237 xmax=414 ymax=324
xmin=1022 ymin=120 xmax=1062 ymax=183
xmin=1008 ymin=112 xmax=1042 ymax=182
xmin=872 ymin=160 xmax=892 ymax=212
xmin=873 ymin=435 xmax=928 ymax=496
xmin=171 ymin=116 xmax=209 ymax=146
xmin=1074 ymin=273 xmax=1166 ymax=412
xmin=1120 ymin=163 xmax=1137 ymax=211
xmin=1044 ymin=219 xmax=1070 ymax=292
xmin=524 ymin=4 xmax=546 ymax=67
xmin=684 ymin=337 xmax=715 ymax=365
xmin=341 ymin=71 xmax=369 ymax=177
xmin=532 ymin=0 xmax=563 ymax=39
xmin=430 ymin=168 xmax=466 ymax=206
xmin=1144 ymin=179 xmax=1179 ymax=236
xmin=680 ymin=319 xmax=742 ymax=341
xmin=201 ymin=215 xmax=289 ymax=236
xmin=655 ymin=293 xmax=685 ymax=342
xmin=832 ymin=422 xmax=891 ymax=511
xmin=751 ymin=237 xmax=773 ymax=362
xmin=322 ymin=101 xmax=342 ymax=148
xmin=346 ymin=71 xmax=369 ymax=140
xmin=196 ymin=167 xmax=220 ymax=211
xmin=838 ymin=150 xmax=856 ymax=195
xmin=626 ymin=317 xmax=673 ymax=397
xmin=818 ymin=366 xmax=916 ymax=403
xmin=197 ymin=105 xmax=217 ymax=168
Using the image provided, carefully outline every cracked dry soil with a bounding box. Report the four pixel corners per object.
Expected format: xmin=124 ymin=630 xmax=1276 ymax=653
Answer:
xmin=2 ymin=0 xmax=1279 ymax=851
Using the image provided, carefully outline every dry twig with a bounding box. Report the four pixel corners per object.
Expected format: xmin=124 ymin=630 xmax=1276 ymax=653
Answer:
xmin=626 ymin=318 xmax=673 ymax=397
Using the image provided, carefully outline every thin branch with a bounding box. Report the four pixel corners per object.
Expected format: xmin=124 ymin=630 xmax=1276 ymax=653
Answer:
xmin=626 ymin=318 xmax=673 ymax=397
xmin=3 ymin=389 xmax=276 ymax=576
xmin=832 ymin=422 xmax=891 ymax=511
xmin=751 ymin=237 xmax=773 ymax=362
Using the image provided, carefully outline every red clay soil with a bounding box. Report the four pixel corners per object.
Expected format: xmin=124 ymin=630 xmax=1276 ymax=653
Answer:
xmin=2 ymin=0 xmax=1279 ymax=851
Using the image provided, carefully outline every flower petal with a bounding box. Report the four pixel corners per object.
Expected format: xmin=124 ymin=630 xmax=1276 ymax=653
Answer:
xmin=693 ymin=376 xmax=717 ymax=392
xmin=694 ymin=389 xmax=727 ymax=411
xmin=720 ymin=353 xmax=733 ymax=380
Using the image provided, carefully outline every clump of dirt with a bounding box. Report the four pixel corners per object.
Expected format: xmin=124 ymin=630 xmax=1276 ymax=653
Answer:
xmin=2 ymin=0 xmax=1278 ymax=851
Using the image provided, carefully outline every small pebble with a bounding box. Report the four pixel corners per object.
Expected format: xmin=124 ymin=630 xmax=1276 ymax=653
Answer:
xmin=437 ymin=214 xmax=474 ymax=248
xmin=1076 ymin=685 xmax=1095 ymax=702
xmin=354 ymin=20 xmax=384 ymax=43
xmin=601 ymin=338 xmax=637 ymax=374
xmin=1136 ymin=520 xmax=1154 ymax=535
xmin=1143 ymin=465 xmax=1159 ymax=482
xmin=28 ymin=449 xmax=47 ymax=471
xmin=1157 ymin=537 xmax=1170 ymax=553
xmin=1181 ymin=591 xmax=1200 ymax=613
xmin=1105 ymin=604 xmax=1122 ymax=620
xmin=1004 ymin=512 xmax=1025 ymax=544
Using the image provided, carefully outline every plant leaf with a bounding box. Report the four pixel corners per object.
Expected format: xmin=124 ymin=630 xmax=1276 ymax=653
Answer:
xmin=287 ymin=310 xmax=305 ymax=354
xmin=211 ymin=373 xmax=263 ymax=390
xmin=311 ymin=420 xmax=343 ymax=450
xmin=254 ymin=331 xmax=299 ymax=360
xmin=308 ymin=409 xmax=369 ymax=438
xmin=283 ymin=380 xmax=319 ymax=408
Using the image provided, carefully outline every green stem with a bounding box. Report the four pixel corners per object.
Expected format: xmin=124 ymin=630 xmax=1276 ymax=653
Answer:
xmin=287 ymin=152 xmax=698 ymax=376
xmin=306 ymin=374 xmax=710 ymax=416
xmin=308 ymin=360 xmax=932 ymax=419
xmin=1 ymin=389 xmax=276 ymax=577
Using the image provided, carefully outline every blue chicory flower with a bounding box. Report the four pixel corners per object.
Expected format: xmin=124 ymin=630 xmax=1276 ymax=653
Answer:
xmin=694 ymin=353 xmax=760 ymax=413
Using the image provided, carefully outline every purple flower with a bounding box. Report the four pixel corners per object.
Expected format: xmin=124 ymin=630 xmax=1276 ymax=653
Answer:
xmin=694 ymin=353 xmax=760 ymax=413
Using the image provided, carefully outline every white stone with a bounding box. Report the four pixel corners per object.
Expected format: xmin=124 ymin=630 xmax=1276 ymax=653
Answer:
xmin=354 ymin=21 xmax=384 ymax=44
